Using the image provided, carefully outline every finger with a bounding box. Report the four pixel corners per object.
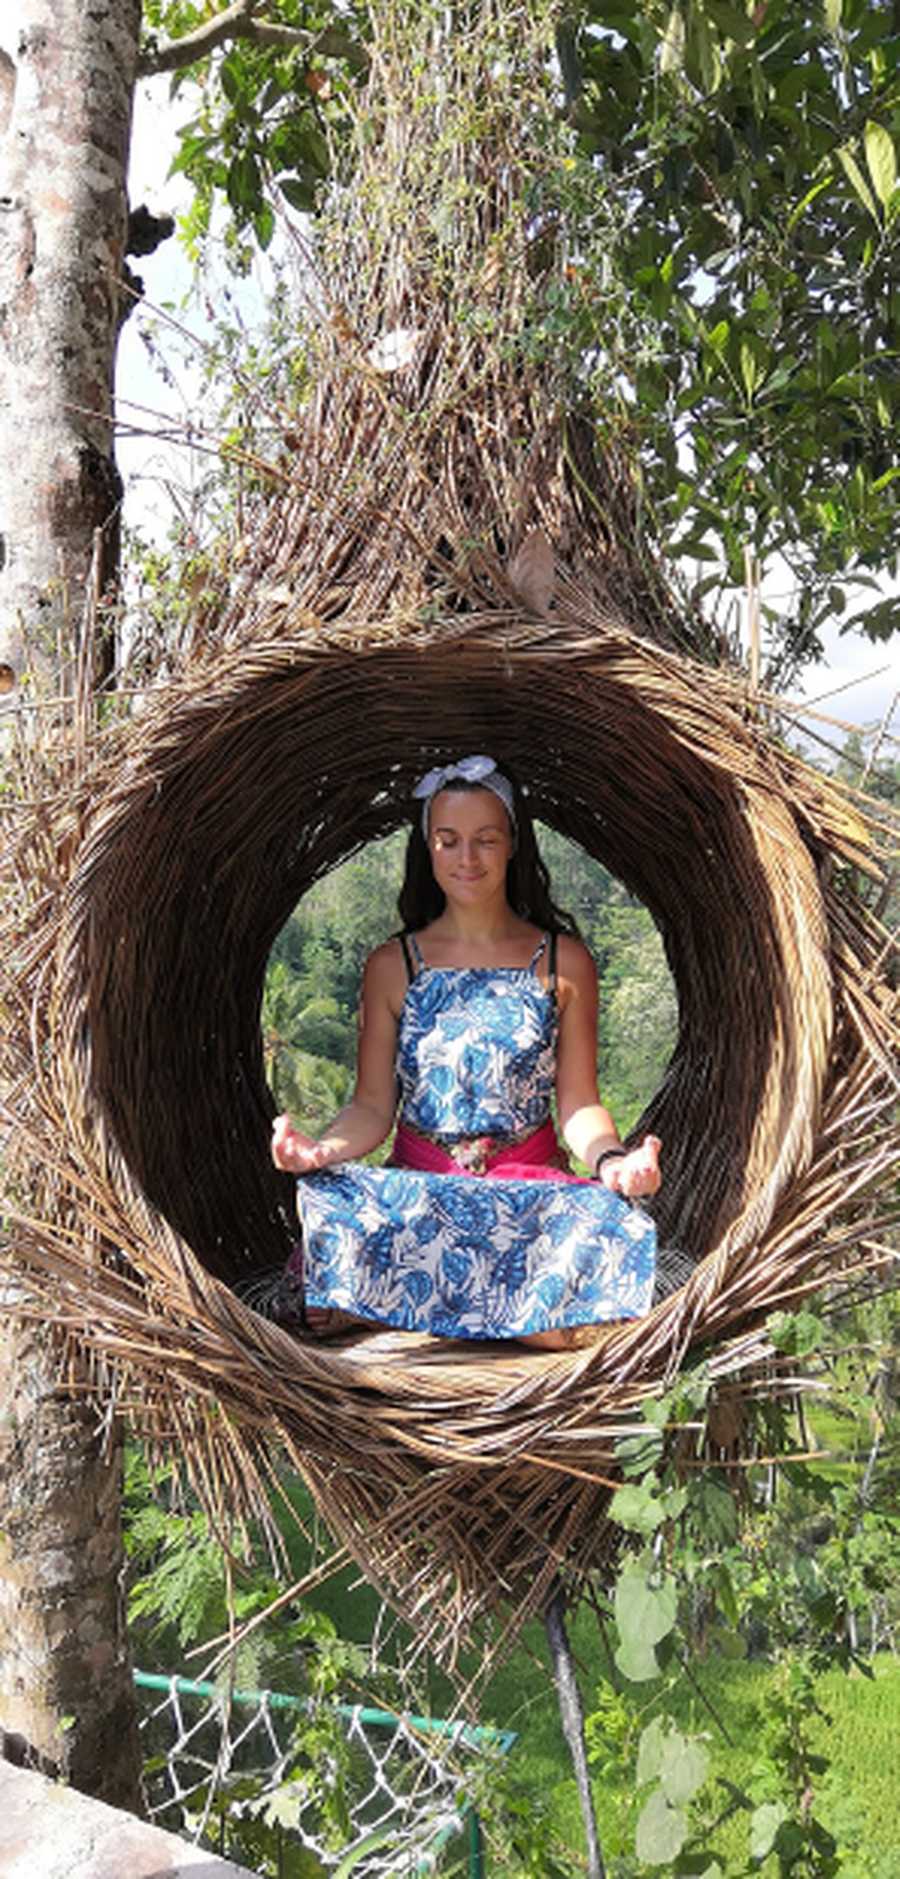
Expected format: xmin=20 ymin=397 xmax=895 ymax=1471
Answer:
xmin=622 ymin=1156 xmax=660 ymax=1198
xmin=271 ymin=1114 xmax=294 ymax=1154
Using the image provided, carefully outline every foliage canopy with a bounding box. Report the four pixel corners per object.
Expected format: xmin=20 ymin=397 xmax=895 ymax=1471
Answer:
xmin=565 ymin=0 xmax=900 ymax=679
xmin=139 ymin=0 xmax=900 ymax=675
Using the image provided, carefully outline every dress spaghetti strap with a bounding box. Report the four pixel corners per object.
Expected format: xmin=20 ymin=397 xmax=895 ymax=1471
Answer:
xmin=529 ymin=932 xmax=557 ymax=992
xmin=399 ymin=931 xmax=425 ymax=979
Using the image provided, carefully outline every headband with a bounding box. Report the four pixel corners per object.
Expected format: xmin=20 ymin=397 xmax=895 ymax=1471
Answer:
xmin=411 ymin=755 xmax=516 ymax=838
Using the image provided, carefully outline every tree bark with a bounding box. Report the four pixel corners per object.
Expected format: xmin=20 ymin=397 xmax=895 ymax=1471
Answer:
xmin=0 ymin=1322 xmax=143 ymax=1812
xmin=0 ymin=0 xmax=140 ymax=693
xmin=545 ymin=1584 xmax=605 ymax=1879
xmin=0 ymin=0 xmax=144 ymax=1814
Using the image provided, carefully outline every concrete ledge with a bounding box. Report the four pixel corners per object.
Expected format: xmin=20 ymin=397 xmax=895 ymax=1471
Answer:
xmin=0 ymin=1760 xmax=257 ymax=1878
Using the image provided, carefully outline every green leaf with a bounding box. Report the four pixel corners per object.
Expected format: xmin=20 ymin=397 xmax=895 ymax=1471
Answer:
xmin=617 ymin=1564 xmax=678 ymax=1646
xmin=334 ymin=1827 xmax=397 ymax=1877
xmin=750 ymin=1800 xmax=790 ymax=1861
xmin=768 ymin=1308 xmax=825 ymax=1356
xmin=615 ymin=1631 xmax=661 ymax=1681
xmin=865 ymin=120 xmax=897 ymax=210
xmin=709 ymin=1618 xmax=745 ymax=1659
xmin=664 ymin=1485 xmax=688 ymax=1522
xmin=692 ymin=1474 xmax=739 ymax=1545
xmin=295 ymin=122 xmax=330 ymax=178
xmin=615 ymin=1429 xmax=664 ymax=1476
xmin=610 ymin=1482 xmax=669 ymax=1535
xmin=636 ymin=1789 xmax=688 ymax=1864
xmin=740 ymin=338 xmax=765 ymax=399
xmin=668 ymin=537 xmax=720 ymax=561
xmin=659 ymin=1732 xmax=710 ymax=1805
xmin=636 ymin=1716 xmax=667 ymax=1785
xmin=659 ymin=6 xmax=685 ymax=75
xmin=226 ymin=151 xmax=262 ymax=215
xmin=614 ymin=1563 xmax=677 ymax=1682
xmin=254 ymin=201 xmax=275 ymax=251
xmin=280 ymin=174 xmax=318 ymax=214
xmin=556 ymin=20 xmax=582 ymax=106
xmin=836 ymin=144 xmax=879 ymax=221
xmin=786 ymin=175 xmax=832 ymax=232
xmin=705 ymin=2 xmax=756 ymax=47
xmin=824 ymin=0 xmax=842 ymax=26
xmin=220 ymin=58 xmax=245 ymax=107
xmin=687 ymin=8 xmax=719 ymax=93
xmin=643 ymin=1391 xmax=674 ymax=1428
xmin=259 ymin=1777 xmax=309 ymax=1829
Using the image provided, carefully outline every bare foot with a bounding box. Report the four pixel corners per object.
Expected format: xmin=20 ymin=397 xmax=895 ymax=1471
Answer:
xmin=519 ymin=1325 xmax=607 ymax=1350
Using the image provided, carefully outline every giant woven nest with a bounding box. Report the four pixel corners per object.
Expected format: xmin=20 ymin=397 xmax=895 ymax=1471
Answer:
xmin=3 ymin=7 xmax=898 ymax=1667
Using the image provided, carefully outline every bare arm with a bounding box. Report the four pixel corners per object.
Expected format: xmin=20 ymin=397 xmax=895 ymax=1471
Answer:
xmin=555 ymin=937 xmax=661 ymax=1199
xmin=272 ymin=942 xmax=404 ymax=1172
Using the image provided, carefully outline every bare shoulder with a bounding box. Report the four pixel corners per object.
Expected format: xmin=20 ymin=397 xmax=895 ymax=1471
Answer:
xmin=363 ymin=936 xmax=410 ymax=1016
xmin=556 ymin=933 xmax=597 ymax=987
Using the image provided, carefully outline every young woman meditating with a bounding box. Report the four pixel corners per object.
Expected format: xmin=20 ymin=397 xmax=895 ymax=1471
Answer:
xmin=272 ymin=755 xmax=662 ymax=1347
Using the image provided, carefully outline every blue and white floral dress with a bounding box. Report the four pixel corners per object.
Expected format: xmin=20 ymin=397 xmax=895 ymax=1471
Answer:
xmin=289 ymin=933 xmax=656 ymax=1338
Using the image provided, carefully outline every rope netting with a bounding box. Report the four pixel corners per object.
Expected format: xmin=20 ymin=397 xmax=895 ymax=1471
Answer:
xmin=134 ymin=1669 xmax=513 ymax=1875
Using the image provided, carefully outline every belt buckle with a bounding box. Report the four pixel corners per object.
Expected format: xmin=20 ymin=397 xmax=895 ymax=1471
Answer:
xmin=452 ymin=1136 xmax=492 ymax=1176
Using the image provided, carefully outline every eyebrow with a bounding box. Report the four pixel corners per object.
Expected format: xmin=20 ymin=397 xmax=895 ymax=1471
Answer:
xmin=433 ymin=822 xmax=504 ymax=834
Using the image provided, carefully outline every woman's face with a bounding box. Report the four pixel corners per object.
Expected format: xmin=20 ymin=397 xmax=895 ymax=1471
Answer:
xmin=427 ymin=787 xmax=514 ymax=905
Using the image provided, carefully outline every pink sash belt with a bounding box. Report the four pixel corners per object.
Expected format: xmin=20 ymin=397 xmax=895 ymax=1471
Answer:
xmin=391 ymin=1118 xmax=589 ymax=1185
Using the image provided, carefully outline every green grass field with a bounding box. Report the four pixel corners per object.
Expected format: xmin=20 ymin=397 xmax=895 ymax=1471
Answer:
xmin=233 ymin=1471 xmax=900 ymax=1873
xmin=473 ymin=1615 xmax=900 ymax=1875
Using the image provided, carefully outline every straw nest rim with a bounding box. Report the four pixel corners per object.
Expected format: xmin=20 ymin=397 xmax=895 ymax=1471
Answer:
xmin=8 ymin=605 xmax=888 ymax=1646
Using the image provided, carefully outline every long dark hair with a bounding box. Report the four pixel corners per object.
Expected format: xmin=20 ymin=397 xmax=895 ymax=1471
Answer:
xmin=397 ymin=767 xmax=579 ymax=935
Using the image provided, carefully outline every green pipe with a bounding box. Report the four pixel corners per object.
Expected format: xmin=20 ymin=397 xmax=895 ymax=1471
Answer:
xmin=133 ymin=1669 xmax=516 ymax=1751
xmin=467 ymin=1805 xmax=485 ymax=1879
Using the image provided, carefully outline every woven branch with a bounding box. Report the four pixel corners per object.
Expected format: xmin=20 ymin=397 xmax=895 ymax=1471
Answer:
xmin=1 ymin=0 xmax=898 ymax=1669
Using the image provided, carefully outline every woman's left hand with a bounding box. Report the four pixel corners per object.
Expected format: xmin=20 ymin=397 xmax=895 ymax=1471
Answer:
xmin=600 ymin=1134 xmax=662 ymax=1199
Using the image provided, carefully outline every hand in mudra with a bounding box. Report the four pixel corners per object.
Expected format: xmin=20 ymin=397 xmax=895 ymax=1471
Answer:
xmin=601 ymin=1134 xmax=662 ymax=1200
xmin=271 ymin=1114 xmax=331 ymax=1174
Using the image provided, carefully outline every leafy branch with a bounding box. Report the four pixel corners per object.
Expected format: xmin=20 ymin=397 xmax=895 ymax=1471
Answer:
xmin=593 ymin=1299 xmax=900 ymax=1870
xmin=138 ymin=0 xmax=363 ymax=79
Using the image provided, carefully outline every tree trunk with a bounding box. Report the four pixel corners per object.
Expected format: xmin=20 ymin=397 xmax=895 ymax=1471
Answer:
xmin=0 ymin=0 xmax=140 ymax=693
xmin=0 ymin=1322 xmax=143 ymax=1812
xmin=0 ymin=0 xmax=143 ymax=1812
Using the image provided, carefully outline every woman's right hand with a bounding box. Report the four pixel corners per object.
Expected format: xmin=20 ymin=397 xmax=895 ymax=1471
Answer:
xmin=271 ymin=1114 xmax=334 ymax=1175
